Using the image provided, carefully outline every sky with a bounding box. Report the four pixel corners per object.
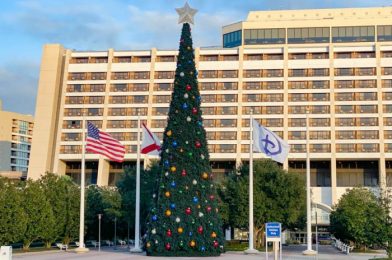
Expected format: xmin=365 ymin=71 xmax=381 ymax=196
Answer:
xmin=0 ymin=0 xmax=391 ymax=115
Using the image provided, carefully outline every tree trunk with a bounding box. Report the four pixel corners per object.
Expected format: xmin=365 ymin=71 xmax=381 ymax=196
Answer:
xmin=45 ymin=241 xmax=52 ymax=249
xmin=23 ymin=240 xmax=32 ymax=251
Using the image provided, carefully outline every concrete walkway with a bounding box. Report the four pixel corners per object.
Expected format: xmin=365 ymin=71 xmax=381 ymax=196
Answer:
xmin=13 ymin=245 xmax=388 ymax=260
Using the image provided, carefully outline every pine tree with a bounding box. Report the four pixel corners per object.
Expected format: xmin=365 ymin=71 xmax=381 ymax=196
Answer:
xmin=145 ymin=23 xmax=223 ymax=256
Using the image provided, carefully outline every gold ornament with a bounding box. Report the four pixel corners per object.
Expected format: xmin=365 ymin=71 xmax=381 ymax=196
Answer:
xmin=190 ymin=240 xmax=196 ymax=247
xmin=202 ymin=172 xmax=209 ymax=180
xmin=171 ymin=166 xmax=177 ymax=172
xmin=165 ymin=209 xmax=172 ymax=216
xmin=167 ymin=130 xmax=172 ymax=136
xmin=165 ymin=191 xmax=171 ymax=198
xmin=146 ymin=242 xmax=151 ymax=248
xmin=178 ymin=227 xmax=184 ymax=233
xmin=211 ymin=232 xmax=217 ymax=238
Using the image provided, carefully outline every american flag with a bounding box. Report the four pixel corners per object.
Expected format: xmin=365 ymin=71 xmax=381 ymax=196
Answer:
xmin=86 ymin=122 xmax=125 ymax=162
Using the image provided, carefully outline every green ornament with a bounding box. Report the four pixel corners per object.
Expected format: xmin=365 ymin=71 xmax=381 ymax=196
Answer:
xmin=179 ymin=190 xmax=183 ymax=194
xmin=188 ymin=152 xmax=193 ymax=157
xmin=202 ymin=185 xmax=205 ymax=189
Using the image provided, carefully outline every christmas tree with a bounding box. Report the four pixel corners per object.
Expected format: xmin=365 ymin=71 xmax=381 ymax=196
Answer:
xmin=145 ymin=4 xmax=223 ymax=257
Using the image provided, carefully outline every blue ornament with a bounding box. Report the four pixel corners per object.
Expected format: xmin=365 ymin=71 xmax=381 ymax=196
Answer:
xmin=195 ymin=70 xmax=198 ymax=76
xmin=152 ymin=215 xmax=158 ymax=222
xmin=197 ymin=96 xmax=201 ymax=102
xmin=182 ymin=103 xmax=188 ymax=109
xmin=171 ymin=181 xmax=176 ymax=188
xmin=201 ymin=246 xmax=206 ymax=251
xmin=192 ymin=197 xmax=198 ymax=203
xmin=164 ymin=160 xmax=169 ymax=167
xmin=172 ymin=141 xmax=178 ymax=148
xmin=197 ymin=121 xmax=203 ymax=126
xmin=170 ymin=203 xmax=176 ymax=209
xmin=189 ymin=231 xmax=193 ymax=236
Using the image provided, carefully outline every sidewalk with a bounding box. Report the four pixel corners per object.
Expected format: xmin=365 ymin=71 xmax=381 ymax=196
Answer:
xmin=13 ymin=245 xmax=388 ymax=260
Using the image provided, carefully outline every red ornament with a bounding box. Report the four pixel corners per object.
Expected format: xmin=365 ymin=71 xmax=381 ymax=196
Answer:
xmin=181 ymin=169 xmax=187 ymax=177
xmin=197 ymin=226 xmax=203 ymax=234
xmin=185 ymin=207 xmax=192 ymax=215
xmin=165 ymin=243 xmax=171 ymax=250
xmin=166 ymin=229 xmax=172 ymax=237
xmin=195 ymin=141 xmax=201 ymax=148
xmin=192 ymin=107 xmax=197 ymax=114
xmin=186 ymin=85 xmax=191 ymax=91
xmin=209 ymin=195 xmax=215 ymax=200
xmin=213 ymin=240 xmax=219 ymax=248
xmin=207 ymin=206 xmax=212 ymax=212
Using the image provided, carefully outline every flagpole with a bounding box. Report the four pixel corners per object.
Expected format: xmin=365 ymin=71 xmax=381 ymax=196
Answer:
xmin=245 ymin=111 xmax=258 ymax=254
xmin=131 ymin=112 xmax=142 ymax=253
xmin=303 ymin=108 xmax=316 ymax=255
xmin=76 ymin=108 xmax=88 ymax=253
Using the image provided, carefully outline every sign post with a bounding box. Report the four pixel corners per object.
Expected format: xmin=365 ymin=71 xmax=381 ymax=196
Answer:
xmin=265 ymin=222 xmax=282 ymax=260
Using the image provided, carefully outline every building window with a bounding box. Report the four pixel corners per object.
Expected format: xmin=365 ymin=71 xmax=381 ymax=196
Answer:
xmin=287 ymin=27 xmax=329 ymax=43
xmin=152 ymin=107 xmax=169 ymax=116
xmin=112 ymin=72 xmax=129 ymax=80
xmin=155 ymin=71 xmax=174 ymax=79
xmin=199 ymin=71 xmax=218 ymax=78
xmin=223 ymin=30 xmax=242 ymax=48
xmin=244 ymin=28 xmax=285 ymax=45
xmin=89 ymin=84 xmax=105 ymax=92
xmin=332 ymin=26 xmax=375 ymax=42
xmin=154 ymin=83 xmax=173 ymax=91
xmin=91 ymin=72 xmax=106 ymax=80
xmin=156 ymin=56 xmax=175 ymax=62
xmin=377 ymin=25 xmax=392 ymax=42
xmin=112 ymin=83 xmax=128 ymax=92
xmin=289 ymin=118 xmax=306 ymax=127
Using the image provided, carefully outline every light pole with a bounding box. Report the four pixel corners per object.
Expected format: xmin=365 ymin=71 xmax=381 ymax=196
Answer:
xmin=114 ymin=217 xmax=117 ymax=250
xmin=127 ymin=220 xmax=130 ymax=249
xmin=98 ymin=214 xmax=102 ymax=252
xmin=303 ymin=107 xmax=316 ymax=255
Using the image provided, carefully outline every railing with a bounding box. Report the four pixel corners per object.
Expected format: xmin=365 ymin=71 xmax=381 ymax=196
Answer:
xmin=333 ymin=238 xmax=354 ymax=254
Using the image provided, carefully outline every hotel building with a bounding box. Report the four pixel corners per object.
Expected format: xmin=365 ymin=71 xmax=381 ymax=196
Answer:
xmin=0 ymin=100 xmax=34 ymax=179
xmin=28 ymin=7 xmax=392 ymax=228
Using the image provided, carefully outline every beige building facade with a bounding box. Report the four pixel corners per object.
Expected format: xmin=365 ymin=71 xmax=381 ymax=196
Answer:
xmin=28 ymin=7 xmax=392 ymax=226
xmin=0 ymin=100 xmax=34 ymax=179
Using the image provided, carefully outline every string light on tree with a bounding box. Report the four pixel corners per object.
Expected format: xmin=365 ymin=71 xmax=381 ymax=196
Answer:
xmin=145 ymin=2 xmax=223 ymax=256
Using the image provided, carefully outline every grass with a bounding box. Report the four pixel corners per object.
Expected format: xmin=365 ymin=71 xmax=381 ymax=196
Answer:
xmin=12 ymin=247 xmax=60 ymax=254
xmin=224 ymin=241 xmax=267 ymax=252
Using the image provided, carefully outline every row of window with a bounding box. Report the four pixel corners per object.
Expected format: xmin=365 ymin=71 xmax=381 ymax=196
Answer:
xmin=10 ymin=151 xmax=30 ymax=158
xmin=70 ymin=50 xmax=392 ymax=66
xmin=65 ymin=80 xmax=392 ymax=95
xmin=68 ymin=68 xmax=386 ymax=81
xmin=288 ymin=130 xmax=381 ymax=140
xmin=61 ymin=117 xmax=392 ymax=131
xmin=225 ymin=25 xmax=392 ymax=47
xmin=62 ymin=104 xmax=392 ymax=117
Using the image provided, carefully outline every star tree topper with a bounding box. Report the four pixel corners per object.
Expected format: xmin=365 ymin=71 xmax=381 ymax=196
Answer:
xmin=176 ymin=2 xmax=197 ymax=24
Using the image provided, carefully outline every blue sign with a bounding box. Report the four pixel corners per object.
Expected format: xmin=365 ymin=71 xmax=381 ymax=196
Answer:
xmin=266 ymin=222 xmax=281 ymax=238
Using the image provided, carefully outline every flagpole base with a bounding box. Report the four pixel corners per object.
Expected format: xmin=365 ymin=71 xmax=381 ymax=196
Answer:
xmin=302 ymin=249 xmax=317 ymax=255
xmin=244 ymin=248 xmax=259 ymax=254
xmin=130 ymin=247 xmax=143 ymax=253
xmin=75 ymin=247 xmax=89 ymax=253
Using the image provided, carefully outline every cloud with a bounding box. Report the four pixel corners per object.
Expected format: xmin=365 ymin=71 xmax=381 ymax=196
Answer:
xmin=0 ymin=61 xmax=39 ymax=115
xmin=124 ymin=4 xmax=244 ymax=49
xmin=3 ymin=0 xmax=123 ymax=50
